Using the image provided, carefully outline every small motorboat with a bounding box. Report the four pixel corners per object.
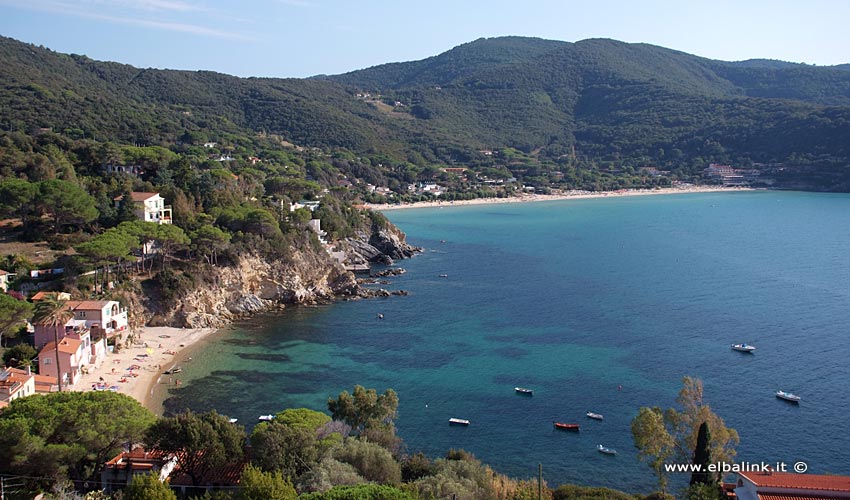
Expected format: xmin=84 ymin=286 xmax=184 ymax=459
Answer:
xmin=731 ymin=343 xmax=756 ymax=353
xmin=449 ymin=418 xmax=470 ymax=426
xmin=597 ymin=444 xmax=617 ymax=455
xmin=775 ymin=390 xmax=801 ymax=403
xmin=377 ymin=313 xmax=384 ymax=319
xmin=553 ymin=422 xmax=580 ymax=431
xmin=258 ymin=414 xmax=275 ymax=421
xmin=228 ymin=418 xmax=238 ymax=424
xmin=586 ymin=411 xmax=604 ymax=420
xmin=439 ymin=274 xmax=448 ymax=278
xmin=515 ymin=387 xmax=533 ymax=395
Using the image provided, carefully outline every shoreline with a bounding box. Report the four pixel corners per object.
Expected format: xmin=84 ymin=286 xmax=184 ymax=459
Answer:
xmin=71 ymin=326 xmax=217 ymax=415
xmin=366 ymin=185 xmax=756 ymax=211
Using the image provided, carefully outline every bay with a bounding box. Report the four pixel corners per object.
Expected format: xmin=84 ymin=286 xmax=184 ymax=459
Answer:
xmin=163 ymin=191 xmax=850 ymax=492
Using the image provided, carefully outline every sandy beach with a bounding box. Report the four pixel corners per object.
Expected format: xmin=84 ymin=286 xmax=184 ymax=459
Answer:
xmin=366 ymin=185 xmax=755 ymax=211
xmin=72 ymin=326 xmax=217 ymax=415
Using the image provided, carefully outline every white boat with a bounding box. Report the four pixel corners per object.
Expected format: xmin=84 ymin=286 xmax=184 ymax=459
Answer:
xmin=228 ymin=418 xmax=238 ymax=423
xmin=515 ymin=387 xmax=533 ymax=395
xmin=731 ymin=343 xmax=756 ymax=353
xmin=258 ymin=414 xmax=275 ymax=421
xmin=597 ymin=444 xmax=617 ymax=455
xmin=449 ymin=418 xmax=470 ymax=426
xmin=586 ymin=411 xmax=604 ymax=420
xmin=775 ymin=390 xmax=801 ymax=403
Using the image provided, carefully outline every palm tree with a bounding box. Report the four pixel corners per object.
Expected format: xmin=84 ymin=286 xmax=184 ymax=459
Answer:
xmin=32 ymin=296 xmax=73 ymax=392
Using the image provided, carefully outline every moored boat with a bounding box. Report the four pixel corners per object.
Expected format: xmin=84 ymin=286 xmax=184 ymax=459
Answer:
xmin=449 ymin=418 xmax=470 ymax=426
xmin=515 ymin=387 xmax=533 ymax=395
xmin=597 ymin=444 xmax=617 ymax=455
xmin=731 ymin=343 xmax=756 ymax=353
xmin=586 ymin=411 xmax=604 ymax=420
xmin=775 ymin=390 xmax=801 ymax=403
xmin=553 ymin=422 xmax=579 ymax=431
xmin=258 ymin=414 xmax=275 ymax=421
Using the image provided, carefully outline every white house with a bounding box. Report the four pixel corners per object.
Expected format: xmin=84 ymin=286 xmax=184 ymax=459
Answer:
xmin=0 ymin=366 xmax=36 ymax=405
xmin=114 ymin=192 xmax=172 ymax=225
xmin=33 ymin=300 xmax=128 ymax=349
xmin=0 ymin=269 xmax=12 ymax=292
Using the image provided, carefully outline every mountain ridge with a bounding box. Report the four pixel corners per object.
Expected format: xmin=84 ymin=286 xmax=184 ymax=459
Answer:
xmin=2 ymin=34 xmax=850 ymax=178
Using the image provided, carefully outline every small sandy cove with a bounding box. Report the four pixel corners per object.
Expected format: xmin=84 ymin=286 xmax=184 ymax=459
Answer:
xmin=72 ymin=327 xmax=216 ymax=414
xmin=367 ymin=185 xmax=754 ymax=211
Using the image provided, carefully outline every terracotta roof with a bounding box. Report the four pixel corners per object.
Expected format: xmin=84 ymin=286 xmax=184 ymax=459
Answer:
xmin=105 ymin=447 xmax=170 ymax=471
xmin=759 ymin=495 xmax=849 ymax=500
xmin=741 ymin=471 xmax=850 ymax=491
xmin=114 ymin=192 xmax=160 ymax=202
xmin=0 ymin=269 xmax=7 ymax=275
xmin=170 ymin=458 xmax=248 ymax=487
xmin=32 ymin=374 xmax=57 ymax=393
xmin=31 ymin=291 xmax=71 ymax=301
xmin=41 ymin=337 xmax=83 ymax=355
xmin=0 ymin=367 xmax=31 ymax=392
xmin=67 ymin=300 xmax=111 ymax=311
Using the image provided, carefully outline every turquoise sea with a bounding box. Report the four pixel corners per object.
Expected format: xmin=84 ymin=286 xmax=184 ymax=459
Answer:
xmin=163 ymin=191 xmax=850 ymax=492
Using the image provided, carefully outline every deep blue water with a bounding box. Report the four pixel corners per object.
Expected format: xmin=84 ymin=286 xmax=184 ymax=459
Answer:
xmin=163 ymin=191 xmax=850 ymax=492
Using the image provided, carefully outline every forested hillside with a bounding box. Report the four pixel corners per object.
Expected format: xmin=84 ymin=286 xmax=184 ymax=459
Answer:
xmin=3 ymin=34 xmax=850 ymax=182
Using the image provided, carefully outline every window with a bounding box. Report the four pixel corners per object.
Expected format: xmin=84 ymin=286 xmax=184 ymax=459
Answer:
xmin=44 ymin=358 xmax=52 ymax=365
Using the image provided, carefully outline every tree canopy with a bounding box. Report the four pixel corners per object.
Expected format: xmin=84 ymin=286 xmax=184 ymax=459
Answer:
xmin=0 ymin=391 xmax=155 ymax=491
xmin=144 ymin=410 xmax=246 ymax=487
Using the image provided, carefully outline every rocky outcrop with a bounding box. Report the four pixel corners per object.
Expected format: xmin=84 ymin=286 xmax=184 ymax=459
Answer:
xmin=338 ymin=221 xmax=422 ymax=267
xmin=145 ymin=220 xmax=418 ymax=329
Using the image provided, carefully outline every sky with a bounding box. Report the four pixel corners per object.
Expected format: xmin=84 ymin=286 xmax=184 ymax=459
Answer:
xmin=1 ymin=0 xmax=849 ymax=78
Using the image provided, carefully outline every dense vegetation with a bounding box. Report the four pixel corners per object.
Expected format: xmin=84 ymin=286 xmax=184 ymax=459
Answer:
xmin=3 ymin=35 xmax=850 ymax=196
xmin=0 ymin=387 xmax=650 ymax=500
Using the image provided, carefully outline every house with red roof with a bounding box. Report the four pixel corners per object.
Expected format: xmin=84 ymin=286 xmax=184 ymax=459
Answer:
xmin=0 ymin=366 xmax=36 ymax=404
xmin=735 ymin=470 xmax=850 ymax=500
xmin=38 ymin=333 xmax=91 ymax=388
xmin=101 ymin=447 xmax=246 ymax=495
xmin=101 ymin=447 xmax=178 ymax=494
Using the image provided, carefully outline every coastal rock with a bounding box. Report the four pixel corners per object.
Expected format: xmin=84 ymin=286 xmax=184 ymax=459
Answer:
xmin=371 ymin=268 xmax=406 ymax=278
xmin=142 ymin=218 xmax=414 ymax=329
xmin=369 ymin=226 xmax=421 ymax=260
xmin=336 ymin=217 xmax=422 ymax=268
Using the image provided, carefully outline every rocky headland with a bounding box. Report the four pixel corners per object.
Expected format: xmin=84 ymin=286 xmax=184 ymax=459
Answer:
xmin=133 ymin=220 xmax=421 ymax=329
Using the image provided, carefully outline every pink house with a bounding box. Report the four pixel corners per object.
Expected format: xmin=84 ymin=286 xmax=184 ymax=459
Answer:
xmin=38 ymin=333 xmax=90 ymax=388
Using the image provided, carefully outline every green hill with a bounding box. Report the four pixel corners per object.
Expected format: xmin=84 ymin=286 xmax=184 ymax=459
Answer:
xmin=2 ymin=35 xmax=850 ymax=182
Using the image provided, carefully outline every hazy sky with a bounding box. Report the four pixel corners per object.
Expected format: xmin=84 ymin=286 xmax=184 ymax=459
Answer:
xmin=2 ymin=0 xmax=848 ymax=78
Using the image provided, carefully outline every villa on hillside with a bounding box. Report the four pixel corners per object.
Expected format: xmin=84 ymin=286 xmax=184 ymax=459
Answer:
xmin=104 ymin=164 xmax=144 ymax=177
xmin=113 ymin=192 xmax=172 ymax=225
xmin=735 ymin=470 xmax=850 ymax=500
